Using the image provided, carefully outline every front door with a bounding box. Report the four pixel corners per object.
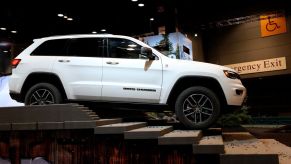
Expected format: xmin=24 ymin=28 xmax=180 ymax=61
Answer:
xmin=102 ymin=38 xmax=163 ymax=103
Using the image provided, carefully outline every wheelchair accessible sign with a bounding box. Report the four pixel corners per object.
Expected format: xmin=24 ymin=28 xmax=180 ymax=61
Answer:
xmin=260 ymin=13 xmax=287 ymax=37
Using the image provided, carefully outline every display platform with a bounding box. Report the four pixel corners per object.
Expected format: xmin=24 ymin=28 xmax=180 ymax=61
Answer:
xmin=0 ymin=76 xmax=23 ymax=107
xmin=0 ymin=104 xmax=281 ymax=164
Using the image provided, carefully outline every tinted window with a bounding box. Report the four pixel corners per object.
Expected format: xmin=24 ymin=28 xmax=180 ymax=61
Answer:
xmin=183 ymin=45 xmax=190 ymax=54
xmin=107 ymin=38 xmax=144 ymax=59
xmin=31 ymin=39 xmax=68 ymax=56
xmin=67 ymin=38 xmax=104 ymax=57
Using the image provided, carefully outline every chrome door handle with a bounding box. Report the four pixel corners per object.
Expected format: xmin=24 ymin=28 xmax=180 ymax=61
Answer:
xmin=106 ymin=61 xmax=119 ymax=65
xmin=58 ymin=59 xmax=70 ymax=63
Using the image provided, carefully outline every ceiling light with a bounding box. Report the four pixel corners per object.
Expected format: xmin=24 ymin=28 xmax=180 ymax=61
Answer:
xmin=150 ymin=18 xmax=154 ymax=21
xmin=126 ymin=48 xmax=135 ymax=51
xmin=131 ymin=0 xmax=138 ymax=2
xmin=67 ymin=18 xmax=73 ymax=21
xmin=0 ymin=27 xmax=6 ymax=30
xmin=92 ymin=31 xmax=97 ymax=34
xmin=64 ymin=16 xmax=68 ymax=19
xmin=11 ymin=30 xmax=17 ymax=34
xmin=128 ymin=44 xmax=137 ymax=47
xmin=58 ymin=14 xmax=64 ymax=17
xmin=138 ymin=3 xmax=144 ymax=7
xmin=101 ymin=29 xmax=106 ymax=32
xmin=194 ymin=33 xmax=198 ymax=37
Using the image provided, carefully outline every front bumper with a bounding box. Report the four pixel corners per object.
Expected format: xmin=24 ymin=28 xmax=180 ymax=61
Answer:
xmin=222 ymin=78 xmax=247 ymax=106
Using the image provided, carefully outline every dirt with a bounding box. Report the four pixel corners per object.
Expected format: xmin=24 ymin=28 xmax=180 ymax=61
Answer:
xmin=245 ymin=125 xmax=291 ymax=147
xmin=224 ymin=138 xmax=291 ymax=164
xmin=225 ymin=126 xmax=291 ymax=164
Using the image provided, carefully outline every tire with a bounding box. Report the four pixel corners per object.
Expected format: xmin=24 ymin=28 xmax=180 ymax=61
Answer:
xmin=175 ymin=86 xmax=220 ymax=129
xmin=24 ymin=83 xmax=62 ymax=105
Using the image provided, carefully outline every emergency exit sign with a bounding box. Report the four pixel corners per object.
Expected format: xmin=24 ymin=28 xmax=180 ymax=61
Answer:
xmin=225 ymin=57 xmax=287 ymax=75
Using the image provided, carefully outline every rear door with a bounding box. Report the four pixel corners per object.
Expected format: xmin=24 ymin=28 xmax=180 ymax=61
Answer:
xmin=25 ymin=39 xmax=65 ymax=76
xmin=52 ymin=38 xmax=105 ymax=100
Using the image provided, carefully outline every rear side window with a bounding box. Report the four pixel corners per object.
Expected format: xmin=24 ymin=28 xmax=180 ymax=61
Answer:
xmin=31 ymin=39 xmax=68 ymax=56
xmin=67 ymin=38 xmax=104 ymax=57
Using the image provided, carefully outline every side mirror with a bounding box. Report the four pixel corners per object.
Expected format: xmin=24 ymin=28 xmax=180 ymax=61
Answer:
xmin=0 ymin=44 xmax=12 ymax=77
xmin=141 ymin=47 xmax=154 ymax=60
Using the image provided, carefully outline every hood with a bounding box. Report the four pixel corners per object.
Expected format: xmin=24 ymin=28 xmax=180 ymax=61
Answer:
xmin=164 ymin=57 xmax=235 ymax=73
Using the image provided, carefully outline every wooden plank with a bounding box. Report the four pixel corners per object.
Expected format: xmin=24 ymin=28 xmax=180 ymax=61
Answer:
xmin=158 ymin=130 xmax=202 ymax=145
xmin=222 ymin=138 xmax=280 ymax=164
xmin=95 ymin=118 xmax=122 ymax=126
xmin=222 ymin=131 xmax=280 ymax=164
xmin=12 ymin=123 xmax=37 ymax=130
xmin=94 ymin=122 xmax=147 ymax=134
xmin=222 ymin=132 xmax=256 ymax=141
xmin=38 ymin=122 xmax=64 ymax=130
xmin=220 ymin=154 xmax=279 ymax=164
xmin=124 ymin=126 xmax=173 ymax=139
xmin=64 ymin=121 xmax=97 ymax=129
xmin=0 ymin=123 xmax=11 ymax=131
xmin=0 ymin=104 xmax=94 ymax=123
xmin=193 ymin=135 xmax=225 ymax=154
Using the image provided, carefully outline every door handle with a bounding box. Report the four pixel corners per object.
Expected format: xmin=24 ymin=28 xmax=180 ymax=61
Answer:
xmin=58 ymin=59 xmax=70 ymax=63
xmin=106 ymin=61 xmax=119 ymax=65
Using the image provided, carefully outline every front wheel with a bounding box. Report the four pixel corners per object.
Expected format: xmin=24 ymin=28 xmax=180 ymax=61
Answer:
xmin=24 ymin=83 xmax=62 ymax=105
xmin=175 ymin=86 xmax=220 ymax=129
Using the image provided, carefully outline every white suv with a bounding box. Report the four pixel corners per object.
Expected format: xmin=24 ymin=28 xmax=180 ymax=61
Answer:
xmin=9 ymin=34 xmax=246 ymax=129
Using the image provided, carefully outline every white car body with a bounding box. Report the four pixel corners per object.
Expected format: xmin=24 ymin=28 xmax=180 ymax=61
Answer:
xmin=9 ymin=34 xmax=247 ymax=129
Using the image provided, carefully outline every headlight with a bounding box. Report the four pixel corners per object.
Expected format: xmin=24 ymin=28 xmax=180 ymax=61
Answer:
xmin=223 ymin=70 xmax=240 ymax=79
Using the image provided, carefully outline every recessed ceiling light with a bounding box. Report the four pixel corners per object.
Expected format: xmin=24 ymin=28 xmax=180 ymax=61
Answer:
xmin=11 ymin=30 xmax=17 ymax=34
xmin=131 ymin=0 xmax=138 ymax=2
xmin=128 ymin=44 xmax=137 ymax=47
xmin=194 ymin=33 xmax=198 ymax=37
xmin=92 ymin=31 xmax=97 ymax=34
xmin=64 ymin=16 xmax=68 ymax=19
xmin=58 ymin=14 xmax=64 ymax=17
xmin=67 ymin=18 xmax=73 ymax=21
xmin=0 ymin=27 xmax=6 ymax=30
xmin=101 ymin=29 xmax=106 ymax=32
xmin=150 ymin=18 xmax=154 ymax=21
xmin=138 ymin=3 xmax=144 ymax=7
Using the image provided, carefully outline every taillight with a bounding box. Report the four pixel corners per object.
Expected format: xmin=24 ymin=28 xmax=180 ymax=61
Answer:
xmin=11 ymin=59 xmax=21 ymax=68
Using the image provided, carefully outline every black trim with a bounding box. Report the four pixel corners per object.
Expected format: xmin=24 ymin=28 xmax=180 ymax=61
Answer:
xmin=9 ymin=92 xmax=22 ymax=102
xmin=21 ymin=72 xmax=68 ymax=101
xmin=167 ymin=75 xmax=227 ymax=108
xmin=0 ymin=73 xmax=12 ymax=77
xmin=69 ymin=100 xmax=171 ymax=112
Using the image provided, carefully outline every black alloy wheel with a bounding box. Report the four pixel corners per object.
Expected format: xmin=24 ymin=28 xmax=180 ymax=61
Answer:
xmin=25 ymin=83 xmax=62 ymax=105
xmin=175 ymin=86 xmax=220 ymax=129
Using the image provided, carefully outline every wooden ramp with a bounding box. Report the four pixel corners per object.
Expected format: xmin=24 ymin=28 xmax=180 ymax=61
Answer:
xmin=0 ymin=104 xmax=280 ymax=164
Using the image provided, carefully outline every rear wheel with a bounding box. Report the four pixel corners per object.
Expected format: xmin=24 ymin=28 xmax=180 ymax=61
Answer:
xmin=175 ymin=86 xmax=220 ymax=129
xmin=24 ymin=83 xmax=62 ymax=105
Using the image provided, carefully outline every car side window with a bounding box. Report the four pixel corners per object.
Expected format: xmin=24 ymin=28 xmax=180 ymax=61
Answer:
xmin=31 ymin=39 xmax=68 ymax=56
xmin=107 ymin=38 xmax=146 ymax=59
xmin=67 ymin=38 xmax=105 ymax=57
